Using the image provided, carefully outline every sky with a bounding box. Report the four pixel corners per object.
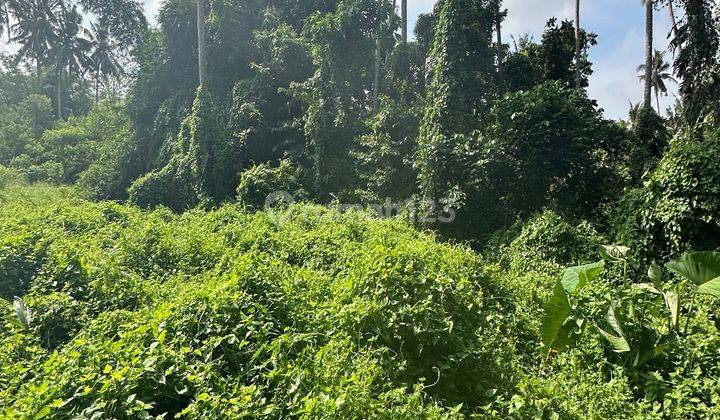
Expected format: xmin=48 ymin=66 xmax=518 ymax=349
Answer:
xmin=3 ymin=0 xmax=678 ymax=120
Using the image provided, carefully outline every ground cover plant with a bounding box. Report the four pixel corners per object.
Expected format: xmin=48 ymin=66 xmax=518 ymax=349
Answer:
xmin=1 ymin=183 xmax=719 ymax=418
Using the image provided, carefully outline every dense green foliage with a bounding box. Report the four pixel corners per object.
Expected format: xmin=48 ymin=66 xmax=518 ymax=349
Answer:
xmin=2 ymin=183 xmax=720 ymax=417
xmin=1 ymin=0 xmax=720 ymax=417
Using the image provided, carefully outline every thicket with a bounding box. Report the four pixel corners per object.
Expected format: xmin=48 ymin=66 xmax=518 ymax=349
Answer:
xmin=2 ymin=183 xmax=719 ymax=417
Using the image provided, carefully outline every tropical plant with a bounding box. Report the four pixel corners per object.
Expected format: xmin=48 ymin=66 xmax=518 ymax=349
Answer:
xmin=87 ymin=23 xmax=124 ymax=103
xmin=638 ymin=50 xmax=677 ymax=112
xmin=10 ymin=0 xmax=58 ymax=78
xmin=50 ymin=3 xmax=92 ymax=119
xmin=642 ymin=0 xmax=655 ymax=109
xmin=542 ymin=249 xmax=720 ymax=367
xmin=671 ymin=0 xmax=719 ymax=125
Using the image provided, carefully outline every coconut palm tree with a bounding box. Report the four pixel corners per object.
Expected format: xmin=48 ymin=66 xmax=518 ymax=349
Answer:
xmin=666 ymin=0 xmax=678 ymax=36
xmin=628 ymin=101 xmax=642 ymax=125
xmin=10 ymin=0 xmax=58 ymax=78
xmin=87 ymin=22 xmax=124 ymax=103
xmin=0 ymin=0 xmax=15 ymax=38
xmin=642 ymin=0 xmax=654 ymax=109
xmin=51 ymin=3 xmax=91 ymax=119
xmin=638 ymin=49 xmax=677 ymax=112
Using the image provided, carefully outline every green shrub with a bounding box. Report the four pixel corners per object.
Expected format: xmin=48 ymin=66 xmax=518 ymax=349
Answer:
xmin=613 ymin=127 xmax=720 ymax=260
xmin=236 ymin=159 xmax=303 ymax=209
xmin=505 ymin=210 xmax=604 ymax=273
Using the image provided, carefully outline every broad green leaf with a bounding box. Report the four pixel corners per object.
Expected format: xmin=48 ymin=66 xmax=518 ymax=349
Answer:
xmin=663 ymin=284 xmax=682 ymax=330
xmin=698 ymin=277 xmax=720 ymax=297
xmin=600 ymin=245 xmax=630 ymax=262
xmin=667 ymin=252 xmax=720 ymax=286
xmin=561 ymin=260 xmax=605 ymax=294
xmin=541 ymin=281 xmax=571 ymax=353
xmin=595 ymin=326 xmax=630 ymax=353
xmin=648 ymin=262 xmax=663 ymax=287
xmin=12 ymin=296 xmax=31 ymax=329
xmin=635 ymin=283 xmax=662 ymax=295
xmin=606 ymin=304 xmax=625 ymax=337
xmin=595 ymin=304 xmax=630 ymax=353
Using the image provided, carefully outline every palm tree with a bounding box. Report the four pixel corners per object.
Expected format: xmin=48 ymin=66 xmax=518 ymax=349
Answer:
xmin=10 ymin=0 xmax=58 ymax=78
xmin=88 ymin=23 xmax=124 ymax=103
xmin=0 ymin=0 xmax=15 ymax=38
xmin=638 ymin=49 xmax=677 ymax=112
xmin=666 ymin=0 xmax=678 ymax=36
xmin=628 ymin=101 xmax=642 ymax=125
xmin=51 ymin=3 xmax=91 ymax=119
xmin=642 ymin=0 xmax=654 ymax=109
xmin=575 ymin=0 xmax=581 ymax=89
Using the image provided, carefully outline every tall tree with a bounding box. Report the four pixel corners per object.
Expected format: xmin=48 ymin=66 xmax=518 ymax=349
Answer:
xmin=11 ymin=0 xmax=57 ymax=78
xmin=575 ymin=0 xmax=581 ymax=88
xmin=0 ymin=0 xmax=14 ymax=38
xmin=672 ymin=0 xmax=719 ymax=124
xmin=493 ymin=1 xmax=507 ymax=89
xmin=643 ymin=0 xmax=654 ymax=109
xmin=196 ymin=0 xmax=206 ymax=86
xmin=51 ymin=3 xmax=91 ymax=119
xmin=88 ymin=22 xmax=123 ymax=103
xmin=401 ymin=0 xmax=407 ymax=43
xmin=638 ymin=49 xmax=677 ymax=112
xmin=667 ymin=0 xmax=678 ymax=35
xmin=417 ymin=0 xmax=495 ymax=198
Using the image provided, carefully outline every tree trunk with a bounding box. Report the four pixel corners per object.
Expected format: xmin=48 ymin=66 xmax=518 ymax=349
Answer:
xmin=197 ymin=0 xmax=206 ymax=86
xmin=575 ymin=0 xmax=582 ymax=89
xmin=667 ymin=0 xmax=678 ymax=36
xmin=496 ymin=19 xmax=504 ymax=93
xmin=95 ymin=65 xmax=100 ymax=104
xmin=373 ymin=36 xmax=380 ymax=113
xmin=401 ymin=0 xmax=407 ymax=44
xmin=56 ymin=71 xmax=62 ymax=120
xmin=656 ymin=88 xmax=661 ymax=113
xmin=644 ymin=0 xmax=653 ymax=109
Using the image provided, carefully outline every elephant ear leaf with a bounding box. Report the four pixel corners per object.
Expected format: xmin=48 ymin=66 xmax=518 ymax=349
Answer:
xmin=541 ymin=281 xmax=572 ymax=353
xmin=561 ymin=260 xmax=605 ymax=294
xmin=595 ymin=304 xmax=630 ymax=353
xmin=667 ymin=252 xmax=720 ymax=297
xmin=13 ymin=297 xmax=32 ymax=329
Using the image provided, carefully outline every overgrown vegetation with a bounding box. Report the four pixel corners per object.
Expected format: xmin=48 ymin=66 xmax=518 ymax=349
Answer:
xmin=1 ymin=0 xmax=720 ymax=416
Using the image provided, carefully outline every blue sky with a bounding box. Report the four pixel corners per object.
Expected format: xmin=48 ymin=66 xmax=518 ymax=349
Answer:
xmin=2 ymin=0 xmax=677 ymax=120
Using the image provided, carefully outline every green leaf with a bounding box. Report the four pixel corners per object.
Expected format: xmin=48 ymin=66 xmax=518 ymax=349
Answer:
xmin=667 ymin=252 xmax=720 ymax=287
xmin=595 ymin=304 xmax=630 ymax=353
xmin=648 ymin=262 xmax=663 ymax=287
xmin=12 ymin=296 xmax=31 ymax=329
xmin=698 ymin=278 xmax=720 ymax=297
xmin=561 ymin=260 xmax=605 ymax=294
xmin=635 ymin=283 xmax=662 ymax=295
xmin=540 ymin=281 xmax=571 ymax=353
xmin=600 ymin=245 xmax=630 ymax=262
xmin=663 ymin=283 xmax=682 ymax=330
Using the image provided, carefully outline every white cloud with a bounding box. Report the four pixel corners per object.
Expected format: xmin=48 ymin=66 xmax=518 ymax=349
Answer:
xmin=143 ymin=0 xmax=162 ymax=26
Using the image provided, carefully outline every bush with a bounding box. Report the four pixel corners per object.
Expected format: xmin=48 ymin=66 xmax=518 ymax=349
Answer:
xmin=0 ymin=187 xmax=523 ymax=417
xmin=613 ymin=127 xmax=720 ymax=260
xmin=236 ymin=159 xmax=303 ymax=209
xmin=505 ymin=210 xmax=604 ymax=273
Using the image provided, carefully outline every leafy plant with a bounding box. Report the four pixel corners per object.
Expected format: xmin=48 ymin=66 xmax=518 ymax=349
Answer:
xmin=541 ymin=249 xmax=720 ymax=368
